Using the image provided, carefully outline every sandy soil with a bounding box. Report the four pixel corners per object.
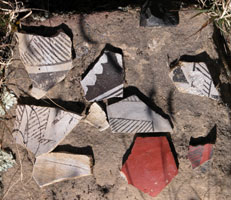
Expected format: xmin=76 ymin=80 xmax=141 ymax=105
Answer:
xmin=1 ymin=8 xmax=231 ymax=200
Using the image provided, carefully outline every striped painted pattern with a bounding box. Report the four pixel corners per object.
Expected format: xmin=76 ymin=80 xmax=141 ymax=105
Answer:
xmin=91 ymin=84 xmax=123 ymax=102
xmin=15 ymin=105 xmax=50 ymax=145
xmin=20 ymin=32 xmax=72 ymax=66
xmin=188 ymin=144 xmax=213 ymax=169
xmin=109 ymin=118 xmax=154 ymax=133
xmin=13 ymin=105 xmax=83 ymax=157
xmin=120 ymin=95 xmax=140 ymax=102
xmin=192 ymin=62 xmax=218 ymax=99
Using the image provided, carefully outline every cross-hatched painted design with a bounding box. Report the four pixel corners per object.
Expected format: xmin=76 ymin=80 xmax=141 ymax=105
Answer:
xmin=109 ymin=118 xmax=154 ymax=133
xmin=20 ymin=32 xmax=71 ymax=66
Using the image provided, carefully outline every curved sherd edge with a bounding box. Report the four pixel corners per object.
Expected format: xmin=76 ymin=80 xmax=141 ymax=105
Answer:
xmin=80 ymin=44 xmax=124 ymax=102
xmin=83 ymin=103 xmax=109 ymax=132
xmin=106 ymin=94 xmax=173 ymax=133
xmin=12 ymin=104 xmax=82 ymax=157
xmin=121 ymin=135 xmax=178 ymax=197
xmin=169 ymin=60 xmax=220 ymax=101
xmin=188 ymin=125 xmax=216 ymax=169
xmin=16 ymin=30 xmax=73 ymax=100
xmin=32 ymin=152 xmax=93 ymax=188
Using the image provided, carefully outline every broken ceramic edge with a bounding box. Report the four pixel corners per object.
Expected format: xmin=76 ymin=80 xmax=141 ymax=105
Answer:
xmin=83 ymin=103 xmax=109 ymax=131
xmin=33 ymin=152 xmax=93 ymax=187
xmin=140 ymin=0 xmax=179 ymax=27
xmin=80 ymin=45 xmax=124 ymax=102
xmin=13 ymin=104 xmax=82 ymax=157
xmin=169 ymin=61 xmax=220 ymax=100
xmin=106 ymin=95 xmax=172 ymax=133
xmin=121 ymin=136 xmax=178 ymax=197
xmin=16 ymin=31 xmax=73 ymax=100
xmin=120 ymin=171 xmax=128 ymax=182
xmin=188 ymin=143 xmax=213 ymax=169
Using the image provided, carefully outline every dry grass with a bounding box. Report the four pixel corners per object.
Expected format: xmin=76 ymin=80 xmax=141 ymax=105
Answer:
xmin=197 ymin=0 xmax=231 ymax=33
xmin=0 ymin=0 xmax=34 ymax=117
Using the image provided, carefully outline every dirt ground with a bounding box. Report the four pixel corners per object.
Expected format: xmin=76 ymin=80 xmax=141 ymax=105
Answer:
xmin=1 ymin=7 xmax=231 ymax=200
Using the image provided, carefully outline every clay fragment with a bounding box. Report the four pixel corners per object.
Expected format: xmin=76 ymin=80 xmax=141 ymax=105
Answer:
xmin=81 ymin=45 xmax=124 ymax=102
xmin=140 ymin=0 xmax=179 ymax=27
xmin=16 ymin=32 xmax=73 ymax=99
xmin=188 ymin=126 xmax=216 ymax=169
xmin=84 ymin=103 xmax=109 ymax=131
xmin=106 ymin=95 xmax=172 ymax=133
xmin=13 ymin=105 xmax=82 ymax=157
xmin=188 ymin=144 xmax=213 ymax=169
xmin=169 ymin=61 xmax=219 ymax=100
xmin=121 ymin=136 xmax=178 ymax=197
xmin=33 ymin=152 xmax=92 ymax=187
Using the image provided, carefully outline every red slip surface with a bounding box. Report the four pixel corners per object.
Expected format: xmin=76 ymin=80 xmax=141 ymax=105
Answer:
xmin=121 ymin=137 xmax=178 ymax=197
xmin=188 ymin=144 xmax=213 ymax=169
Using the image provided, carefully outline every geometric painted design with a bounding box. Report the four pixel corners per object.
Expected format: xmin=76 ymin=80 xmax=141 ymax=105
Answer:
xmin=169 ymin=62 xmax=220 ymax=100
xmin=121 ymin=136 xmax=178 ymax=197
xmin=108 ymin=118 xmax=153 ymax=133
xmin=81 ymin=48 xmax=124 ymax=102
xmin=13 ymin=105 xmax=82 ymax=157
xmin=16 ymin=32 xmax=73 ymax=99
xmin=188 ymin=144 xmax=213 ymax=169
xmin=107 ymin=95 xmax=172 ymax=133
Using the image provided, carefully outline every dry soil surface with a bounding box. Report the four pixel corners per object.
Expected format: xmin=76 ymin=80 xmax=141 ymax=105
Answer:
xmin=1 ymin=8 xmax=231 ymax=200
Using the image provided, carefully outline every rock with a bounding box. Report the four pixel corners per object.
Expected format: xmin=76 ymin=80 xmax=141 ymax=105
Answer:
xmin=169 ymin=61 xmax=220 ymax=100
xmin=16 ymin=32 xmax=73 ymax=99
xmin=121 ymin=136 xmax=178 ymax=197
xmin=13 ymin=105 xmax=82 ymax=157
xmin=106 ymin=95 xmax=172 ymax=133
xmin=81 ymin=44 xmax=124 ymax=102
xmin=33 ymin=152 xmax=92 ymax=187
xmin=140 ymin=0 xmax=179 ymax=27
xmin=84 ymin=103 xmax=109 ymax=131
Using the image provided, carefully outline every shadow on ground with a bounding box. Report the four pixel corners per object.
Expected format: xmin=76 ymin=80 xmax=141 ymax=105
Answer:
xmin=53 ymin=144 xmax=95 ymax=165
xmin=190 ymin=125 xmax=217 ymax=146
xmin=18 ymin=96 xmax=85 ymax=114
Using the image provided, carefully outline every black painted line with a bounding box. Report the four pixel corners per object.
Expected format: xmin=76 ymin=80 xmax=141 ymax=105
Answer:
xmin=197 ymin=63 xmax=209 ymax=74
xmin=128 ymin=120 xmax=144 ymax=133
xmin=195 ymin=67 xmax=212 ymax=80
xmin=117 ymin=119 xmax=137 ymax=132
xmin=112 ymin=119 xmax=130 ymax=131
xmin=136 ymin=121 xmax=149 ymax=132
xmin=203 ymin=83 xmax=210 ymax=91
xmin=37 ymin=37 xmax=61 ymax=63
xmin=33 ymin=40 xmax=55 ymax=64
xmin=50 ymin=42 xmax=69 ymax=61
xmin=97 ymin=87 xmax=123 ymax=100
